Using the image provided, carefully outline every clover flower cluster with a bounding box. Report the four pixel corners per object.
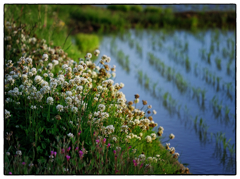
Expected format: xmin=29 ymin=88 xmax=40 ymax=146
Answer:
xmin=4 ymin=21 xmax=179 ymax=173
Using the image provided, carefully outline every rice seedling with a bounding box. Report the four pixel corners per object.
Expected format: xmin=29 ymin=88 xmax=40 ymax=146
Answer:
xmin=136 ymin=42 xmax=142 ymax=56
xmin=207 ymin=52 xmax=211 ymax=64
xmin=214 ymin=57 xmax=222 ymax=70
xmin=185 ymin=56 xmax=190 ymax=73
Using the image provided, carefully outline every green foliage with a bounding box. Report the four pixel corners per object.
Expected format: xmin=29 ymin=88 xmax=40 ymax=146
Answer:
xmin=144 ymin=6 xmax=163 ymax=13
xmin=75 ymin=33 xmax=99 ymax=53
xmin=107 ymin=5 xmax=131 ymax=12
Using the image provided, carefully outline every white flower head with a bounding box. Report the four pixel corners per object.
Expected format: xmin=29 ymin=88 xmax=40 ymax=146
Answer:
xmin=56 ymin=104 xmax=64 ymax=112
xmin=94 ymin=49 xmax=100 ymax=56
xmin=145 ymin=135 xmax=152 ymax=143
xmin=47 ymin=97 xmax=54 ymax=105
xmin=42 ymin=54 xmax=49 ymax=61
xmin=67 ymin=133 xmax=74 ymax=138
xmin=86 ymin=53 xmax=92 ymax=59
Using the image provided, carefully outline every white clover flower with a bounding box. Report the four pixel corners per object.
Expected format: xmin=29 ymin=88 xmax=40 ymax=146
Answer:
xmin=62 ymin=64 xmax=68 ymax=70
xmin=153 ymin=110 xmax=157 ymax=114
xmin=30 ymin=105 xmax=37 ymax=109
xmin=105 ymin=125 xmax=115 ymax=134
xmin=106 ymin=57 xmax=111 ymax=63
xmin=28 ymin=72 xmax=33 ymax=77
xmin=112 ymin=137 xmax=117 ymax=142
xmin=69 ymin=121 xmax=73 ymax=125
xmin=101 ymin=55 xmax=107 ymax=61
xmin=40 ymin=85 xmax=50 ymax=94
xmin=52 ymin=60 xmax=59 ymax=66
xmin=56 ymin=104 xmax=64 ymax=112
xmin=47 ymin=97 xmax=54 ymax=105
xmin=21 ymin=74 xmax=28 ymax=81
xmin=120 ymin=83 xmax=124 ymax=88
xmin=112 ymin=72 xmax=116 ymax=78
xmin=174 ymin=152 xmax=180 ymax=157
xmin=134 ymin=99 xmax=139 ymax=104
xmin=148 ymin=105 xmax=152 ymax=109
xmin=65 ymin=67 xmax=72 ymax=73
xmin=65 ymin=97 xmax=72 ymax=105
xmin=16 ymin=150 xmax=22 ymax=155
xmin=42 ymin=54 xmax=48 ymax=61
xmin=25 ymin=57 xmax=32 ymax=64
xmin=169 ymin=133 xmax=175 ymax=139
xmin=86 ymin=53 xmax=92 ymax=58
xmin=5 ymin=109 xmax=11 ymax=119
xmin=43 ymin=73 xmax=48 ymax=78
xmin=49 ymin=73 xmax=54 ymax=78
xmin=71 ymin=106 xmax=78 ymax=113
xmin=156 ymin=154 xmax=160 ymax=158
xmin=94 ymin=49 xmax=100 ymax=56
xmin=6 ymin=152 xmax=10 ymax=156
xmin=67 ymin=133 xmax=74 ymax=138
xmin=76 ymin=86 xmax=83 ymax=93
xmin=166 ymin=143 xmax=170 ymax=147
xmin=145 ymin=135 xmax=152 ymax=143
xmin=98 ymin=104 xmax=105 ymax=112
xmin=158 ymin=126 xmax=164 ymax=132
xmin=34 ymin=75 xmax=43 ymax=84
xmin=151 ymin=133 xmax=157 ymax=140
xmin=138 ymin=154 xmax=146 ymax=161
xmin=66 ymin=91 xmax=72 ymax=96
xmin=170 ymin=147 xmax=175 ymax=152
xmin=95 ymin=66 xmax=100 ymax=71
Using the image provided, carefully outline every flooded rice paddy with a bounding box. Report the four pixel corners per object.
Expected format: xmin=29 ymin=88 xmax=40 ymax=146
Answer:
xmin=98 ymin=29 xmax=236 ymax=174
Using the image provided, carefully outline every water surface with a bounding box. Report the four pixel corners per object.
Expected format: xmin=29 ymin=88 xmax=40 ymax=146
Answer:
xmin=98 ymin=29 xmax=236 ymax=174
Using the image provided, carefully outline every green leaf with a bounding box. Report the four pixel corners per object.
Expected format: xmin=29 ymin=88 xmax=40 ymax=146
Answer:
xmin=41 ymin=143 xmax=46 ymax=149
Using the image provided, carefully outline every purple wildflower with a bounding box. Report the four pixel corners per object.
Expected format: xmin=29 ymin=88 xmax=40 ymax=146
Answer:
xmin=79 ymin=150 xmax=83 ymax=158
xmin=66 ymin=155 xmax=70 ymax=161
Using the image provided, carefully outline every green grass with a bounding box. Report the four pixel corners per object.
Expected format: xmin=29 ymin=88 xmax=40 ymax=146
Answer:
xmin=75 ymin=33 xmax=100 ymax=53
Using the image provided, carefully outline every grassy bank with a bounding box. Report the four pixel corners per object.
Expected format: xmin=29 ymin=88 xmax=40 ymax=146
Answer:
xmin=4 ymin=5 xmax=189 ymax=174
xmin=63 ymin=5 xmax=235 ymax=34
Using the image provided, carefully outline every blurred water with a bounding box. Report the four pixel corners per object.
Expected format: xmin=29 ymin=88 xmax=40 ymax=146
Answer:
xmin=98 ymin=29 xmax=236 ymax=174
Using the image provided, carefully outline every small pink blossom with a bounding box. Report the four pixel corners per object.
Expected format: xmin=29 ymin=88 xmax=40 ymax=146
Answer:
xmin=107 ymin=143 xmax=111 ymax=148
xmin=9 ymin=172 xmax=12 ymax=174
xmin=79 ymin=150 xmax=83 ymax=158
xmin=133 ymin=160 xmax=137 ymax=167
xmin=22 ymin=162 xmax=26 ymax=165
xmin=113 ymin=150 xmax=116 ymax=154
xmin=54 ymin=152 xmax=57 ymax=157
xmin=66 ymin=155 xmax=70 ymax=161
xmin=67 ymin=147 xmax=71 ymax=152
xmin=103 ymin=138 xmax=106 ymax=143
